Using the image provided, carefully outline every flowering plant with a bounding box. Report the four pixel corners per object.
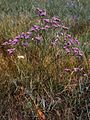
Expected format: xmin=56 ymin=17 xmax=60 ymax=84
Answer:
xmin=2 ymin=8 xmax=83 ymax=59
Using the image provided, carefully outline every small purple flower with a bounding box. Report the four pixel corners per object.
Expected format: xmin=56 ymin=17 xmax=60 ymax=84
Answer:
xmin=51 ymin=17 xmax=61 ymax=28
xmin=26 ymin=32 xmax=32 ymax=35
xmin=66 ymin=41 xmax=72 ymax=46
xmin=17 ymin=32 xmax=27 ymax=39
xmin=35 ymin=35 xmax=43 ymax=43
xmin=45 ymin=25 xmax=50 ymax=29
xmin=64 ymin=46 xmax=70 ymax=53
xmin=40 ymin=11 xmax=46 ymax=16
xmin=69 ymin=38 xmax=75 ymax=45
xmin=52 ymin=17 xmax=61 ymax=22
xmin=52 ymin=24 xmax=61 ymax=28
xmin=11 ymin=39 xmax=19 ymax=45
xmin=65 ymin=48 xmax=70 ymax=53
xmin=73 ymin=47 xmax=79 ymax=54
xmin=36 ymin=8 xmax=43 ymax=13
xmin=41 ymin=25 xmax=50 ymax=30
xmin=64 ymin=38 xmax=67 ymax=42
xmin=51 ymin=20 xmax=58 ymax=24
xmin=74 ymin=38 xmax=80 ymax=45
xmin=72 ymin=47 xmax=83 ymax=56
xmin=15 ymin=35 xmax=21 ymax=39
xmin=43 ymin=18 xmax=50 ymax=23
xmin=7 ymin=48 xmax=15 ymax=54
xmin=31 ymin=25 xmax=40 ymax=32
xmin=25 ymin=35 xmax=31 ymax=39
xmin=36 ymin=8 xmax=46 ymax=16
xmin=73 ymin=47 xmax=79 ymax=51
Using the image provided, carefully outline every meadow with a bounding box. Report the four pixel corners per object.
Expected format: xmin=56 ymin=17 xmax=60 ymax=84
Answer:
xmin=0 ymin=0 xmax=90 ymax=120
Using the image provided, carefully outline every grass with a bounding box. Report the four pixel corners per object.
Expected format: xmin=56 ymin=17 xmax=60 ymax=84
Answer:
xmin=0 ymin=0 xmax=90 ymax=120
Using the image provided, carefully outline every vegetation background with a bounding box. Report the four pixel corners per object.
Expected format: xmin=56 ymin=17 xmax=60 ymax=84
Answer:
xmin=0 ymin=0 xmax=90 ymax=120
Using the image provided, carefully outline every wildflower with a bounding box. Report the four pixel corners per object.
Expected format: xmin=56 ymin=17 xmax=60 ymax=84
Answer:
xmin=51 ymin=20 xmax=61 ymax=28
xmin=65 ymin=48 xmax=70 ymax=53
xmin=26 ymin=32 xmax=32 ymax=35
xmin=11 ymin=39 xmax=19 ymax=45
xmin=69 ymin=39 xmax=75 ymax=45
xmin=73 ymin=47 xmax=79 ymax=52
xmin=18 ymin=32 xmax=28 ymax=39
xmin=52 ymin=23 xmax=61 ymax=28
xmin=20 ymin=35 xmax=25 ymax=39
xmin=2 ymin=39 xmax=18 ymax=46
xmin=43 ymin=18 xmax=50 ymax=23
xmin=64 ymin=46 xmax=70 ymax=53
xmin=72 ymin=47 xmax=83 ymax=57
xmin=52 ymin=16 xmax=61 ymax=22
xmin=15 ymin=35 xmax=21 ymax=39
xmin=31 ymin=25 xmax=40 ymax=32
xmin=73 ymin=47 xmax=81 ymax=55
xmin=25 ymin=35 xmax=31 ymax=39
xmin=66 ymin=41 xmax=72 ymax=46
xmin=41 ymin=25 xmax=50 ymax=30
xmin=74 ymin=38 xmax=80 ymax=45
xmin=7 ymin=48 xmax=15 ymax=54
xmin=36 ymin=8 xmax=46 ymax=16
xmin=35 ymin=35 xmax=43 ymax=43
xmin=39 ymin=10 xmax=46 ymax=16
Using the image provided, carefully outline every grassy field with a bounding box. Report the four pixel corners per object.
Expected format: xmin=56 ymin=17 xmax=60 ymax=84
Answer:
xmin=0 ymin=0 xmax=90 ymax=120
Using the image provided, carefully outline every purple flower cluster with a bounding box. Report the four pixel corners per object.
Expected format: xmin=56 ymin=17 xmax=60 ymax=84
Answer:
xmin=63 ymin=34 xmax=83 ymax=56
xmin=72 ymin=47 xmax=83 ymax=56
xmin=44 ymin=16 xmax=62 ymax=28
xmin=2 ymin=31 xmax=33 ymax=54
xmin=2 ymin=7 xmax=82 ymax=57
xmin=2 ymin=32 xmax=32 ymax=46
xmin=2 ymin=39 xmax=18 ymax=46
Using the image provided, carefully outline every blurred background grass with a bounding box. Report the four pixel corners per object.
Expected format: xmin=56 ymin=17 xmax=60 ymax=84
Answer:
xmin=0 ymin=0 xmax=90 ymax=33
